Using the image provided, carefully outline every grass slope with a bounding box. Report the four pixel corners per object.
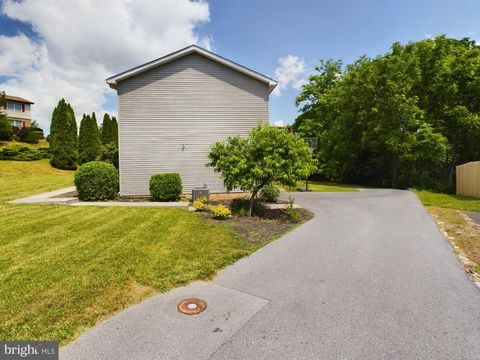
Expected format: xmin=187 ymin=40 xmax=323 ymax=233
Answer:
xmin=0 ymin=160 xmax=258 ymax=344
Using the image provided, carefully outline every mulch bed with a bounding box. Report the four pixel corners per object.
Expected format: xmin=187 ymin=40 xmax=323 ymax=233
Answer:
xmin=198 ymin=207 xmax=313 ymax=244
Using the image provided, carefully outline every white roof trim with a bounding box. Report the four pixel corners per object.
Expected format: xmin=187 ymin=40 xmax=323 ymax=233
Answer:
xmin=106 ymin=45 xmax=278 ymax=93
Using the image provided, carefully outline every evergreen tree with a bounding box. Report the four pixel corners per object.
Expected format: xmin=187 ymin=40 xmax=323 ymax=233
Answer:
xmin=50 ymin=99 xmax=78 ymax=170
xmin=78 ymin=113 xmax=101 ymax=164
xmin=0 ymin=92 xmax=12 ymax=141
xmin=111 ymin=116 xmax=119 ymax=145
xmin=101 ymin=113 xmax=112 ymax=145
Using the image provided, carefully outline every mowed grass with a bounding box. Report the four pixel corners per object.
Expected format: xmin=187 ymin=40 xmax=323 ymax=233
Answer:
xmin=415 ymin=190 xmax=480 ymax=212
xmin=0 ymin=160 xmax=257 ymax=344
xmin=0 ymin=159 xmax=73 ymax=202
xmin=285 ymin=180 xmax=359 ymax=192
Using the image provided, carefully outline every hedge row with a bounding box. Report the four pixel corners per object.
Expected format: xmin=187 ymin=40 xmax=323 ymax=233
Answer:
xmin=13 ymin=127 xmax=45 ymax=144
xmin=0 ymin=144 xmax=49 ymax=161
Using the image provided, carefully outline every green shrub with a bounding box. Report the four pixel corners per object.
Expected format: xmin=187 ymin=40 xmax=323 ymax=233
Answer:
xmin=230 ymin=198 xmax=265 ymax=217
xmin=13 ymin=127 xmax=44 ymax=144
xmin=149 ymin=173 xmax=182 ymax=201
xmin=193 ymin=196 xmax=209 ymax=211
xmin=74 ymin=161 xmax=119 ymax=201
xmin=0 ymin=116 xmax=13 ymax=140
xmin=209 ymin=204 xmax=232 ymax=220
xmin=0 ymin=144 xmax=49 ymax=161
xmin=260 ymin=184 xmax=280 ymax=203
xmin=284 ymin=196 xmax=301 ymax=223
xmin=97 ymin=143 xmax=119 ymax=168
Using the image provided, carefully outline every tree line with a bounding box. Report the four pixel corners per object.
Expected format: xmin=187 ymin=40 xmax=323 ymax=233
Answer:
xmin=294 ymin=36 xmax=480 ymax=191
xmin=49 ymin=98 xmax=118 ymax=170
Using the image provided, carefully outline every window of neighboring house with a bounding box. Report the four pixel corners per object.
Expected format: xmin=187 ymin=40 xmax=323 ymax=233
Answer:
xmin=6 ymin=101 xmax=22 ymax=112
xmin=9 ymin=120 xmax=23 ymax=127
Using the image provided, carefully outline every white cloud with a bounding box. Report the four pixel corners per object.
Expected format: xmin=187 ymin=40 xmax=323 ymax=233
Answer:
xmin=273 ymin=120 xmax=285 ymax=127
xmin=0 ymin=0 xmax=211 ymax=131
xmin=272 ymin=54 xmax=307 ymax=96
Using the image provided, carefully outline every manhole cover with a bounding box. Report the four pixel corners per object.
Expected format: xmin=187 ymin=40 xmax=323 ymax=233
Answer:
xmin=177 ymin=298 xmax=207 ymax=315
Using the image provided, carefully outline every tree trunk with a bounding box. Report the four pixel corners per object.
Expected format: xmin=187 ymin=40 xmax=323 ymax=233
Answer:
xmin=390 ymin=156 xmax=399 ymax=188
xmin=247 ymin=189 xmax=260 ymax=217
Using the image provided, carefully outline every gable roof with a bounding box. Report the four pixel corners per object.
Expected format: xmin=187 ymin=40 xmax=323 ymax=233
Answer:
xmin=106 ymin=45 xmax=278 ymax=93
xmin=5 ymin=95 xmax=34 ymax=104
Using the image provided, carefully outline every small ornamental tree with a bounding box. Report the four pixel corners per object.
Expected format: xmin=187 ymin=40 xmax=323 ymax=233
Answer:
xmin=50 ymin=99 xmax=78 ymax=170
xmin=208 ymin=123 xmax=316 ymax=216
xmin=78 ymin=113 xmax=101 ymax=164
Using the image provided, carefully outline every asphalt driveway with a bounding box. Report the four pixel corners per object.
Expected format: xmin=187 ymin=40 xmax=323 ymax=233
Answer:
xmin=62 ymin=189 xmax=480 ymax=359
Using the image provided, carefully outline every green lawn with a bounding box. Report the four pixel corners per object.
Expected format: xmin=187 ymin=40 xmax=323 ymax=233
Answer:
xmin=0 ymin=160 xmax=259 ymax=344
xmin=285 ymin=180 xmax=359 ymax=192
xmin=415 ymin=189 xmax=480 ymax=212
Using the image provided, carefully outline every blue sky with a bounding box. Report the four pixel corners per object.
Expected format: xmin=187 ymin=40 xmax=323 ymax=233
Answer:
xmin=1 ymin=0 xmax=479 ymax=130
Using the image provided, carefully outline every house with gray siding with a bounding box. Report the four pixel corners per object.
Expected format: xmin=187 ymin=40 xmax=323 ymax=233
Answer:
xmin=106 ymin=45 xmax=277 ymax=196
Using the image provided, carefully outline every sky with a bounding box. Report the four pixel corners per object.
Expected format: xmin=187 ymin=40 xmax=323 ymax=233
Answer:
xmin=1 ymin=0 xmax=480 ymax=132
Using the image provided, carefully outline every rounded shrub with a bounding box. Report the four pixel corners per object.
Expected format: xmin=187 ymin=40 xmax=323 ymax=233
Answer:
xmin=149 ymin=173 xmax=182 ymax=201
xmin=260 ymin=184 xmax=280 ymax=203
xmin=209 ymin=204 xmax=232 ymax=220
xmin=75 ymin=161 xmax=119 ymax=201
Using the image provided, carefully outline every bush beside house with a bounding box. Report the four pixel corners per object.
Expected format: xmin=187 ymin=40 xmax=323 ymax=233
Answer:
xmin=97 ymin=143 xmax=119 ymax=168
xmin=74 ymin=161 xmax=119 ymax=201
xmin=149 ymin=173 xmax=182 ymax=201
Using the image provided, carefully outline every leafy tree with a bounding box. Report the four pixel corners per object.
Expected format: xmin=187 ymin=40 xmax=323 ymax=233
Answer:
xmin=50 ymin=99 xmax=78 ymax=170
xmin=294 ymin=36 xmax=480 ymax=190
xmin=78 ymin=113 xmax=101 ymax=164
xmin=208 ymin=123 xmax=316 ymax=216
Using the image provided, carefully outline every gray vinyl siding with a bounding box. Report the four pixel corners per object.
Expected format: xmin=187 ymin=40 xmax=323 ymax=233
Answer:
xmin=117 ymin=53 xmax=269 ymax=196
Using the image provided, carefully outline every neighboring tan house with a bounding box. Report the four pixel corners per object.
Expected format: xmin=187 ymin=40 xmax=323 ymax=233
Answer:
xmin=3 ymin=95 xmax=34 ymax=128
xmin=106 ymin=45 xmax=277 ymax=195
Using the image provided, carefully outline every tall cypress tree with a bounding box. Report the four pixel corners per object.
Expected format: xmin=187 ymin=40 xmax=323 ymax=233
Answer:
xmin=78 ymin=113 xmax=101 ymax=164
xmin=111 ymin=116 xmax=119 ymax=146
xmin=50 ymin=99 xmax=78 ymax=170
xmin=78 ymin=114 xmax=87 ymax=157
xmin=101 ymin=113 xmax=112 ymax=145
